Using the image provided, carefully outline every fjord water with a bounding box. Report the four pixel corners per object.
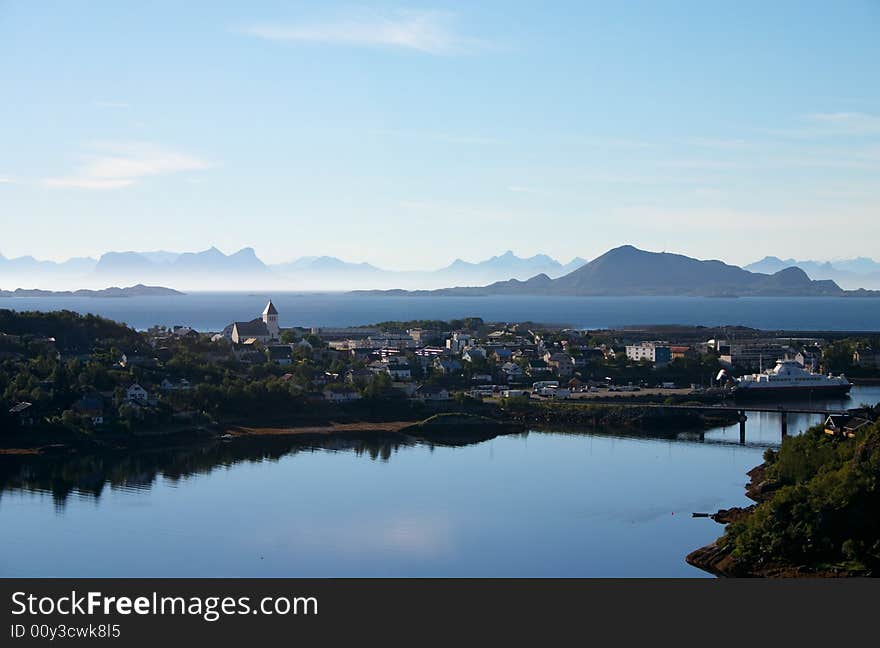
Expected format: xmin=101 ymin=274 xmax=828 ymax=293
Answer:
xmin=3 ymin=293 xmax=880 ymax=330
xmin=3 ymin=386 xmax=878 ymax=578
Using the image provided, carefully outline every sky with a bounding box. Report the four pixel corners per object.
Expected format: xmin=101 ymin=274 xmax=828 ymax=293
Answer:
xmin=1 ymin=0 xmax=879 ymax=270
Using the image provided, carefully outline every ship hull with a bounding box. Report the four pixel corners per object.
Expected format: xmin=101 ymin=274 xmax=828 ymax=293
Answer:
xmin=733 ymin=383 xmax=852 ymax=400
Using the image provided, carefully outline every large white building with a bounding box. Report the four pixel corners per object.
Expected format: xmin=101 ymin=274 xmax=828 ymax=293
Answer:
xmin=625 ymin=341 xmax=672 ymax=365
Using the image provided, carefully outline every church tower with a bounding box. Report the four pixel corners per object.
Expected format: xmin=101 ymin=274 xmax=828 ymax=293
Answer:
xmin=262 ymin=300 xmax=279 ymax=340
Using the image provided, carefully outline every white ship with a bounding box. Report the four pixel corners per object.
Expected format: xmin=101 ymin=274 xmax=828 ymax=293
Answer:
xmin=734 ymin=359 xmax=851 ymax=399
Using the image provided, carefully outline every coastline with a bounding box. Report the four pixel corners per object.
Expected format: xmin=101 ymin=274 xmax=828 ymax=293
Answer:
xmin=686 ymin=459 xmax=874 ymax=578
xmin=0 ymin=400 xmax=739 ymax=456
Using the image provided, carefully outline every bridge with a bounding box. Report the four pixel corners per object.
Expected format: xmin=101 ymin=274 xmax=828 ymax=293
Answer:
xmin=601 ymin=402 xmax=853 ymax=443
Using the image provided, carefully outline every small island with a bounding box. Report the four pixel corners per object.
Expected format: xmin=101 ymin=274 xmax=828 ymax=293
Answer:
xmin=0 ymin=284 xmax=184 ymax=298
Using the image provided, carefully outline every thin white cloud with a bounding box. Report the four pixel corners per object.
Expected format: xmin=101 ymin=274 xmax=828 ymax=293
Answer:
xmin=44 ymin=177 xmax=136 ymax=190
xmin=43 ymin=142 xmax=213 ymax=190
xmin=241 ymin=9 xmax=474 ymax=54
xmin=805 ymin=112 xmax=880 ymax=135
xmin=768 ymin=112 xmax=880 ymax=139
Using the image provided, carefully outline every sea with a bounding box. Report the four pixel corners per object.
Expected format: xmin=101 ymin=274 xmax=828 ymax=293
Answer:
xmin=3 ymin=292 xmax=880 ymax=331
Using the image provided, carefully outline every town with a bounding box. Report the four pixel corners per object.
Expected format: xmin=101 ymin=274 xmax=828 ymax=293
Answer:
xmin=2 ymin=301 xmax=879 ymax=436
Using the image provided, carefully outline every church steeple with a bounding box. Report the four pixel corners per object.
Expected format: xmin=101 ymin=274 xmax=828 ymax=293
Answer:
xmin=262 ymin=300 xmax=279 ymax=339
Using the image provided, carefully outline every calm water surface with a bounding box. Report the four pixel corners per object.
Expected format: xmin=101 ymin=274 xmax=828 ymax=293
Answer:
xmin=4 ymin=293 xmax=880 ymax=331
xmin=2 ymin=386 xmax=877 ymax=578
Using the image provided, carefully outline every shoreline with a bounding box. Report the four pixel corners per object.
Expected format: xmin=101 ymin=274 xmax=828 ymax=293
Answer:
xmin=0 ymin=400 xmax=739 ymax=456
xmin=686 ymin=461 xmax=871 ymax=578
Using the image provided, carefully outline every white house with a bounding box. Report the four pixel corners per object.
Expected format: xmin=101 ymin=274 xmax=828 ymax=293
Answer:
xmin=125 ymin=383 xmax=149 ymax=403
xmin=462 ymin=347 xmax=487 ymax=363
xmin=385 ymin=364 xmax=412 ymax=381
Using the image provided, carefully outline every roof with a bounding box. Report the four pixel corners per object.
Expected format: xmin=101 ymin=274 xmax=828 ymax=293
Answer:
xmin=233 ymin=319 xmax=270 ymax=336
xmin=267 ymin=345 xmax=292 ymax=359
xmin=825 ymin=414 xmax=873 ymax=431
xmin=263 ymin=300 xmax=278 ymax=316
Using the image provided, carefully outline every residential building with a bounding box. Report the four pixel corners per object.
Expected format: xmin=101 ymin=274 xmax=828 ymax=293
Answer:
xmin=669 ymin=345 xmax=693 ymax=360
xmin=322 ymin=386 xmax=362 ymax=402
xmin=462 ymin=347 xmax=487 ymax=363
xmin=409 ymin=328 xmax=441 ymax=344
xmin=544 ymin=352 xmax=575 ymax=378
xmin=501 ymin=362 xmax=524 ymax=380
xmin=824 ymin=414 xmax=873 ymax=438
xmin=310 ymin=327 xmax=380 ymax=341
xmin=625 ymin=341 xmax=672 ymax=365
xmin=125 ymin=383 xmax=149 ymax=403
xmin=718 ymin=342 xmax=792 ymax=370
xmin=434 ymin=358 xmax=463 ymax=375
xmin=267 ymin=345 xmax=293 ymax=365
xmin=492 ymin=348 xmax=513 ymax=362
xmin=73 ymin=395 xmax=104 ymax=426
xmin=528 ymin=359 xmax=552 ymax=376
xmin=384 ymin=361 xmax=412 ymax=381
xmin=854 ymin=348 xmax=880 ymax=369
xmin=415 ymin=384 xmax=451 ymax=401
xmin=346 ymin=368 xmax=374 ymax=385
xmin=9 ymin=402 xmax=35 ymax=426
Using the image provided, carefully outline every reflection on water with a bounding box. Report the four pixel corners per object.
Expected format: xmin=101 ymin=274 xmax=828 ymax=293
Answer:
xmin=709 ymin=385 xmax=880 ymax=447
xmin=1 ymin=386 xmax=877 ymax=578
xmin=0 ymin=434 xmax=415 ymax=508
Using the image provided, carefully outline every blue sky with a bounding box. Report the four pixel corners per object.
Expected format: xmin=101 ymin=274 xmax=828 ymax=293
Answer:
xmin=1 ymin=0 xmax=879 ymax=268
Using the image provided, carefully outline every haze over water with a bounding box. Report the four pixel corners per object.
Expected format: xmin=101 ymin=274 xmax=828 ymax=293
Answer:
xmin=4 ymin=293 xmax=880 ymax=331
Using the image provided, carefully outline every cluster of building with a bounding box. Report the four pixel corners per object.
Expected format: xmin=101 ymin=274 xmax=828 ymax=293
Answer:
xmin=623 ymin=337 xmax=823 ymax=372
xmin=7 ymin=301 xmax=875 ymax=430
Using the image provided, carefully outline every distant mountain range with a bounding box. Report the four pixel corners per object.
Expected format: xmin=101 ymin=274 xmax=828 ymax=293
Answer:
xmin=360 ymin=246 xmax=874 ymax=298
xmin=3 ymin=246 xmax=879 ymax=294
xmin=0 ymin=248 xmax=588 ymax=291
xmin=0 ymin=285 xmax=183 ymax=298
xmin=744 ymin=256 xmax=880 ymax=290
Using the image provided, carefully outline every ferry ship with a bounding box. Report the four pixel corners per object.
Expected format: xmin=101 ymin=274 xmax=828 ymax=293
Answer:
xmin=734 ymin=359 xmax=851 ymax=399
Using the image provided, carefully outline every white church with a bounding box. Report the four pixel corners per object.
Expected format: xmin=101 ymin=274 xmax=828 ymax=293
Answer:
xmin=228 ymin=300 xmax=280 ymax=344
